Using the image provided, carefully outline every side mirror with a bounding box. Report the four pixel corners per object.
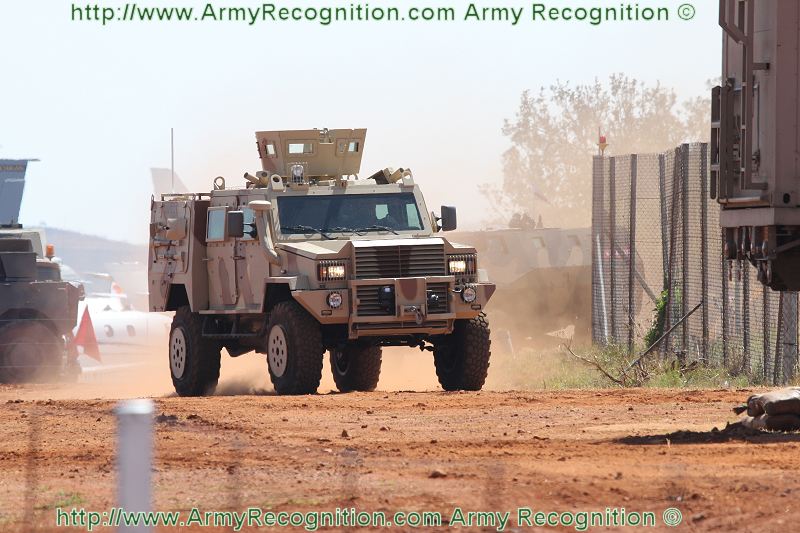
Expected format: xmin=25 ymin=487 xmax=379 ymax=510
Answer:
xmin=227 ymin=211 xmax=244 ymax=239
xmin=440 ymin=205 xmax=457 ymax=232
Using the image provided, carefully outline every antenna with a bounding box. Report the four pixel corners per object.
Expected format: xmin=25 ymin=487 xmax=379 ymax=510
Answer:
xmin=170 ymin=128 xmax=175 ymax=193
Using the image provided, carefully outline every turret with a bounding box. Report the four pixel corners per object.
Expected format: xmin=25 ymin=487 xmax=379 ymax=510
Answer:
xmin=255 ymin=128 xmax=367 ymax=182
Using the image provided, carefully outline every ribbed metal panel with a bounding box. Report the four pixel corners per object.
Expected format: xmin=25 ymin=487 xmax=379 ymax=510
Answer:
xmin=354 ymin=243 xmax=445 ymax=279
xmin=356 ymin=285 xmax=389 ymax=316
xmin=427 ymin=282 xmax=450 ymax=314
xmin=355 ymin=282 xmax=450 ymax=317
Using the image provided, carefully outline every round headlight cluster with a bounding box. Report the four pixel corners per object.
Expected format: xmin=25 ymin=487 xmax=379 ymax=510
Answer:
xmin=461 ymin=286 xmax=477 ymax=303
xmin=327 ymin=291 xmax=343 ymax=309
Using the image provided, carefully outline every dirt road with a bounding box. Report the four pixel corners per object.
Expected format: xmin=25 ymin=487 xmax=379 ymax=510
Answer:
xmin=1 ymin=382 xmax=799 ymax=532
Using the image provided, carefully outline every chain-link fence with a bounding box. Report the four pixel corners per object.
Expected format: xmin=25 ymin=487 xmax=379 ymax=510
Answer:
xmin=592 ymin=143 xmax=799 ymax=384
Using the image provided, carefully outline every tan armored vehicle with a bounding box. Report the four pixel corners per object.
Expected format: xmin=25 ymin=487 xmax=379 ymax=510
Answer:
xmin=149 ymin=129 xmax=495 ymax=396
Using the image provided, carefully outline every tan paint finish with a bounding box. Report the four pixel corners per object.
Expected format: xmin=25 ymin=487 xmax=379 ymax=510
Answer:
xmin=149 ymin=128 xmax=495 ymax=338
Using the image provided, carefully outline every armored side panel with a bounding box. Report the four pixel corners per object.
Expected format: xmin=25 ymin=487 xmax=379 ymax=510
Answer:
xmin=0 ymin=228 xmax=47 ymax=257
xmin=255 ymin=128 xmax=367 ymax=179
xmin=149 ymin=197 xmax=210 ymax=312
xmin=0 ymin=160 xmax=29 ymax=226
xmin=713 ymin=1 xmax=800 ymax=289
xmin=0 ymin=239 xmax=36 ymax=280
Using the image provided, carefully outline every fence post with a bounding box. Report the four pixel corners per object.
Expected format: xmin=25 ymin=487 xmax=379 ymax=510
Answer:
xmin=116 ymin=399 xmax=154 ymax=533
xmin=663 ymin=148 xmax=681 ymax=359
xmin=658 ymin=154 xmax=668 ymax=282
xmin=680 ymin=144 xmax=690 ymax=354
xmin=628 ymin=155 xmax=638 ymax=355
xmin=722 ymin=231 xmax=730 ymax=368
xmin=609 ymin=157 xmax=617 ymax=344
xmin=782 ymin=292 xmax=799 ymax=383
xmin=591 ymin=155 xmax=605 ymax=344
xmin=700 ymin=143 xmax=709 ymax=364
xmin=742 ymin=261 xmax=751 ymax=374
xmin=763 ymin=285 xmax=771 ymax=382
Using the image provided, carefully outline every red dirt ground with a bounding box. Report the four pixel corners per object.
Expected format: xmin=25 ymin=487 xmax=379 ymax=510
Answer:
xmin=1 ymin=382 xmax=798 ymax=532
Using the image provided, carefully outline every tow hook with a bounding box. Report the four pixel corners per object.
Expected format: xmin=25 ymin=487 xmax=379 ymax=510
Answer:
xmin=402 ymin=305 xmax=425 ymax=325
xmin=413 ymin=306 xmax=424 ymax=325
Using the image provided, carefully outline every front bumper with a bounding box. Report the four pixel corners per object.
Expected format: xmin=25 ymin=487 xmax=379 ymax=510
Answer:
xmin=292 ymin=277 xmax=495 ymax=339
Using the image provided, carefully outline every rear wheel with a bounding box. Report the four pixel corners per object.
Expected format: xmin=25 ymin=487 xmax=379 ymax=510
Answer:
xmin=266 ymin=302 xmax=324 ymax=395
xmin=330 ymin=344 xmax=382 ymax=392
xmin=0 ymin=321 xmax=62 ymax=383
xmin=433 ymin=313 xmax=491 ymax=391
xmin=169 ymin=307 xmax=221 ymax=397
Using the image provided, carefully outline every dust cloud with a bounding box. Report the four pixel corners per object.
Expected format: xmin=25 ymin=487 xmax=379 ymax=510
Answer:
xmin=2 ymin=286 xmax=589 ymax=402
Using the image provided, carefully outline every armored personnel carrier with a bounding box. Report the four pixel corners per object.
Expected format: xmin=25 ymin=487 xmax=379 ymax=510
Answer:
xmin=0 ymin=230 xmax=83 ymax=381
xmin=149 ymin=128 xmax=495 ymax=396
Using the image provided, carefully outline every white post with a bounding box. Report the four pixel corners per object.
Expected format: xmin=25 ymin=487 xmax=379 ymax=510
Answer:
xmin=115 ymin=399 xmax=154 ymax=532
xmin=595 ymin=233 xmax=610 ymax=343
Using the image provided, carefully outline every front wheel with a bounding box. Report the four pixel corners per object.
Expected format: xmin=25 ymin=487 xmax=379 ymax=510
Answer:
xmin=0 ymin=321 xmax=62 ymax=383
xmin=330 ymin=344 xmax=382 ymax=392
xmin=433 ymin=313 xmax=491 ymax=391
xmin=266 ymin=302 xmax=324 ymax=395
xmin=169 ymin=307 xmax=221 ymax=397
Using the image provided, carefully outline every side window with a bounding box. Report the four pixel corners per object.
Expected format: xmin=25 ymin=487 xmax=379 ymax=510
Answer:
xmin=375 ymin=204 xmax=389 ymax=219
xmin=264 ymin=141 xmax=277 ymax=157
xmin=207 ymin=207 xmax=226 ymax=242
xmin=242 ymin=207 xmax=256 ymax=240
xmin=406 ymin=204 xmax=421 ymax=229
xmin=338 ymin=140 xmax=360 ymax=153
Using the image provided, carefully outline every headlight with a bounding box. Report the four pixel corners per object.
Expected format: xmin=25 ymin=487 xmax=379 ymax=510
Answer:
xmin=327 ymin=291 xmax=343 ymax=308
xmin=448 ymin=259 xmax=467 ymax=273
xmin=461 ymin=286 xmax=477 ymax=303
xmin=318 ymin=261 xmax=347 ymax=281
xmin=447 ymin=254 xmax=477 ymax=276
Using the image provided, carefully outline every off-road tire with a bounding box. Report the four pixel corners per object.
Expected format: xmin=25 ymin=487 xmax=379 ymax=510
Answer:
xmin=169 ymin=306 xmax=221 ymax=397
xmin=266 ymin=301 xmax=324 ymax=395
xmin=433 ymin=313 xmax=491 ymax=391
xmin=0 ymin=321 xmax=62 ymax=383
xmin=330 ymin=344 xmax=382 ymax=392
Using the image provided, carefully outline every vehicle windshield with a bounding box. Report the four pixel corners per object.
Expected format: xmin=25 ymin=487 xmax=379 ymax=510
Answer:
xmin=277 ymin=193 xmax=424 ymax=236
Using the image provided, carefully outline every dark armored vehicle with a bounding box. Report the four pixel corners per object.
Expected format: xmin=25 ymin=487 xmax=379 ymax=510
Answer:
xmin=0 ymin=232 xmax=83 ymax=381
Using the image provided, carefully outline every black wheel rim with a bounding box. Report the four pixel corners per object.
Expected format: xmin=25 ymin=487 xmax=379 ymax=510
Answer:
xmin=333 ymin=349 xmax=350 ymax=375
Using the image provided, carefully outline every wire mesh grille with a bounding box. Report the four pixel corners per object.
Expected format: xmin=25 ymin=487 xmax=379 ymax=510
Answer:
xmin=591 ymin=143 xmax=799 ymax=384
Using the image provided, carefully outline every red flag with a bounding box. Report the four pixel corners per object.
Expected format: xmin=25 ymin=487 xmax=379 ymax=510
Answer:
xmin=75 ymin=308 xmax=101 ymax=362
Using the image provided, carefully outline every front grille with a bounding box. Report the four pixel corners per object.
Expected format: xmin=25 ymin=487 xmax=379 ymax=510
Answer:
xmin=356 ymin=285 xmax=390 ymax=316
xmin=355 ymin=243 xmax=446 ymax=279
xmin=427 ymin=282 xmax=450 ymax=314
xmin=355 ymin=282 xmax=450 ymax=317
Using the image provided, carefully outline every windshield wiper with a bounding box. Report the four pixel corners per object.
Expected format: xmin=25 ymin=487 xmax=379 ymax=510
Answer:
xmin=326 ymin=226 xmax=356 ymax=234
xmin=281 ymin=225 xmax=333 ymax=239
xmin=353 ymin=225 xmax=399 ymax=235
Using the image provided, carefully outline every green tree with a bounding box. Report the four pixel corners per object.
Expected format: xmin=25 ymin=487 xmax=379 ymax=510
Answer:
xmin=494 ymin=74 xmax=710 ymax=227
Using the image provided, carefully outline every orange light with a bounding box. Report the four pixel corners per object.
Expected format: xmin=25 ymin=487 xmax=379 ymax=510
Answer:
xmin=598 ymin=135 xmax=609 ymax=156
xmin=45 ymin=244 xmax=55 ymax=259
